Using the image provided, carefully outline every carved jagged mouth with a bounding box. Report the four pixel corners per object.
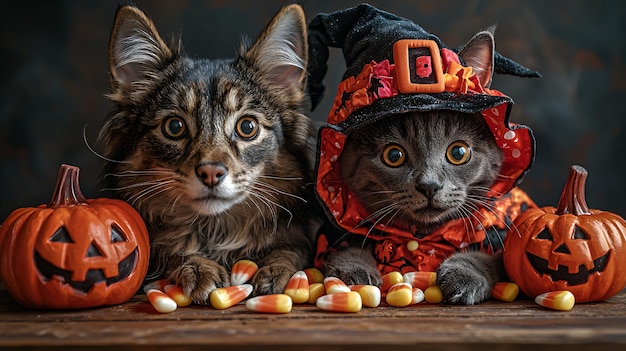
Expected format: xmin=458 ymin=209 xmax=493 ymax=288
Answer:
xmin=526 ymin=251 xmax=609 ymax=286
xmin=34 ymin=249 xmax=138 ymax=293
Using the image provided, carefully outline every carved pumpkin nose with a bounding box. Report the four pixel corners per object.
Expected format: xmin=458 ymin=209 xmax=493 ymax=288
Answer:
xmin=86 ymin=243 xmax=103 ymax=257
xmin=417 ymin=181 xmax=442 ymax=199
xmin=554 ymin=243 xmax=571 ymax=254
xmin=195 ymin=163 xmax=228 ymax=188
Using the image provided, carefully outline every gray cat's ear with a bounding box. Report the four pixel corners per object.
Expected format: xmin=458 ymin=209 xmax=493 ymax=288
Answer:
xmin=245 ymin=4 xmax=308 ymax=96
xmin=109 ymin=5 xmax=173 ymax=90
xmin=459 ymin=27 xmax=495 ymax=88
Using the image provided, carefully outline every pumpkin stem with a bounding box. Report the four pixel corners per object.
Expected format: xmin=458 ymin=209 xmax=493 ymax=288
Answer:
xmin=555 ymin=165 xmax=591 ymax=216
xmin=48 ymin=164 xmax=88 ymax=208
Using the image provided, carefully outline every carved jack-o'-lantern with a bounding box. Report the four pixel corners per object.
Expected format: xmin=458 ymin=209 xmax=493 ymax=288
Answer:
xmin=0 ymin=164 xmax=150 ymax=309
xmin=504 ymin=165 xmax=626 ymax=302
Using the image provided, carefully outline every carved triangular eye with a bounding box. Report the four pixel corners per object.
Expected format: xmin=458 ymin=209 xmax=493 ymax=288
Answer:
xmin=573 ymin=226 xmax=590 ymax=240
xmin=111 ymin=225 xmax=127 ymax=243
xmin=49 ymin=227 xmax=74 ymax=243
xmin=534 ymin=229 xmax=553 ymax=241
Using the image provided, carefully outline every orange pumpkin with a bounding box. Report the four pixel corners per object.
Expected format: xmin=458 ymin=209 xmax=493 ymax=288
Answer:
xmin=0 ymin=164 xmax=150 ymax=309
xmin=504 ymin=165 xmax=626 ymax=302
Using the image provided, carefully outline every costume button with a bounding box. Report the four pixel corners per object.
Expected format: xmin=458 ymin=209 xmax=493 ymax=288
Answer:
xmin=406 ymin=240 xmax=419 ymax=251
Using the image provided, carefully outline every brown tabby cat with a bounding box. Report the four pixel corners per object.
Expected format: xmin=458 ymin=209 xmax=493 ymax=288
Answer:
xmin=99 ymin=4 xmax=315 ymax=303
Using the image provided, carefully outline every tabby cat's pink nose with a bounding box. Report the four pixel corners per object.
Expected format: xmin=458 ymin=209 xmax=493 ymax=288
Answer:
xmin=195 ymin=163 xmax=228 ymax=188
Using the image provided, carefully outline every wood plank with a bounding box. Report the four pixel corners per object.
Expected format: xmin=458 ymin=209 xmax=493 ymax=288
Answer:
xmin=1 ymin=288 xmax=625 ymax=351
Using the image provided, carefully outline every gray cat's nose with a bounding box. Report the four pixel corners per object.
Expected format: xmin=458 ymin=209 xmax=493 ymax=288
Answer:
xmin=195 ymin=162 xmax=228 ymax=188
xmin=417 ymin=182 xmax=442 ymax=199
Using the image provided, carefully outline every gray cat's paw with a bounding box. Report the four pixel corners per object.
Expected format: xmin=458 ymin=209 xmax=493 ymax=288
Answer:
xmin=325 ymin=247 xmax=382 ymax=286
xmin=326 ymin=265 xmax=382 ymax=287
xmin=436 ymin=253 xmax=494 ymax=305
xmin=169 ymin=256 xmax=230 ymax=305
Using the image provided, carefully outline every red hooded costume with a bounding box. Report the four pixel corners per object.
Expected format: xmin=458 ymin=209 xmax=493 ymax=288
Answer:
xmin=307 ymin=4 xmax=539 ymax=275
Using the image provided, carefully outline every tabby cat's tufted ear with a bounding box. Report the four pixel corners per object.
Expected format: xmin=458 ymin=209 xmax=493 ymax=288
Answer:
xmin=459 ymin=28 xmax=495 ymax=89
xmin=245 ymin=4 xmax=308 ymax=98
xmin=108 ymin=5 xmax=173 ymax=92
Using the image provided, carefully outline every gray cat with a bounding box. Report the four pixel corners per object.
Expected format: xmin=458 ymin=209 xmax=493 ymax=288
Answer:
xmin=99 ymin=4 xmax=315 ymax=303
xmin=311 ymin=23 xmax=536 ymax=305
xmin=329 ymin=110 xmax=507 ymax=304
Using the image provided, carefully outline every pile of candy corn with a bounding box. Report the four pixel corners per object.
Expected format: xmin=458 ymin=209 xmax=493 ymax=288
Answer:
xmin=144 ymin=260 xmax=575 ymax=313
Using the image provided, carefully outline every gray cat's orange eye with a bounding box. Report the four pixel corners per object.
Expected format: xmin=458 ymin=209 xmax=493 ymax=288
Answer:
xmin=235 ymin=116 xmax=259 ymax=139
xmin=382 ymin=144 xmax=406 ymax=167
xmin=446 ymin=141 xmax=471 ymax=165
xmin=162 ymin=115 xmax=186 ymax=139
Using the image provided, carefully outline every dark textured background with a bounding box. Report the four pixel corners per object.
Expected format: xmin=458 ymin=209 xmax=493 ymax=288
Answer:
xmin=1 ymin=1 xmax=625 ymax=221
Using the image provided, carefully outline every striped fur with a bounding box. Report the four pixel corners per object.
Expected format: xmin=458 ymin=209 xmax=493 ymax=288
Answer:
xmin=99 ymin=4 xmax=316 ymax=303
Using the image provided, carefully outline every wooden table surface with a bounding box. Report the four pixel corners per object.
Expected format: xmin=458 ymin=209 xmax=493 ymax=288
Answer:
xmin=1 ymin=285 xmax=625 ymax=351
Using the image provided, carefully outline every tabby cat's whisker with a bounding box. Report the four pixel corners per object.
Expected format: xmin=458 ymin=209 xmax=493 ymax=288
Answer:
xmin=128 ymin=181 xmax=176 ymax=204
xmin=253 ymin=180 xmax=307 ymax=203
xmin=106 ymin=170 xmax=175 ymax=177
xmin=83 ymin=125 xmax=132 ymax=164
xmin=101 ymin=178 xmax=176 ymax=192
xmin=258 ymin=175 xmax=303 ymax=181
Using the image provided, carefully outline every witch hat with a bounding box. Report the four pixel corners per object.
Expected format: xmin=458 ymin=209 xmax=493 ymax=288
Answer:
xmin=308 ymin=4 xmax=539 ymax=200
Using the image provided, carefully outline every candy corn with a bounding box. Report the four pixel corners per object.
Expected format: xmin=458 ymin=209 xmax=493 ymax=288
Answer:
xmin=380 ymin=271 xmax=403 ymax=292
xmin=403 ymin=271 xmax=437 ymax=291
xmin=146 ymin=289 xmax=177 ymax=313
xmin=424 ymin=285 xmax=443 ymax=303
xmin=209 ymin=284 xmax=253 ymax=309
xmin=230 ymin=260 xmax=258 ymax=286
xmin=535 ymin=290 xmax=575 ymax=311
xmin=246 ymin=294 xmax=293 ymax=313
xmin=491 ymin=282 xmax=519 ymax=303
xmin=304 ymin=267 xmax=325 ymax=284
xmin=350 ymin=285 xmax=381 ymax=308
xmin=284 ymin=271 xmax=310 ymax=304
xmin=316 ymin=291 xmax=362 ymax=312
xmin=386 ymin=283 xmax=413 ymax=307
xmin=307 ymin=283 xmax=326 ymax=304
xmin=412 ymin=288 xmax=425 ymax=304
xmin=164 ymin=284 xmax=192 ymax=307
xmin=324 ymin=277 xmax=351 ymax=294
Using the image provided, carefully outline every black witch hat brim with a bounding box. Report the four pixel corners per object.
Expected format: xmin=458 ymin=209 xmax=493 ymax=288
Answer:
xmin=335 ymin=92 xmax=512 ymax=133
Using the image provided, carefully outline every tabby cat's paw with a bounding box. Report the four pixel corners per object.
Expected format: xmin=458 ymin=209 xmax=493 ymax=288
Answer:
xmin=251 ymin=264 xmax=294 ymax=296
xmin=436 ymin=254 xmax=493 ymax=305
xmin=170 ymin=256 xmax=230 ymax=304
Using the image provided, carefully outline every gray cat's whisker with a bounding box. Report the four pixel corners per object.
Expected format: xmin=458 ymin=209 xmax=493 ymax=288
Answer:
xmin=457 ymin=204 xmax=488 ymax=247
xmin=363 ymin=205 xmax=400 ymax=244
xmin=463 ymin=201 xmax=509 ymax=251
xmin=454 ymin=206 xmax=474 ymax=239
xmin=355 ymin=202 xmax=397 ymax=229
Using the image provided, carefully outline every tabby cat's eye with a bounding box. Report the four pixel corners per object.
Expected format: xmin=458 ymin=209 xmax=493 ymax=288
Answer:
xmin=382 ymin=144 xmax=406 ymax=167
xmin=162 ymin=115 xmax=187 ymax=139
xmin=235 ymin=116 xmax=259 ymax=139
xmin=446 ymin=141 xmax=471 ymax=165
